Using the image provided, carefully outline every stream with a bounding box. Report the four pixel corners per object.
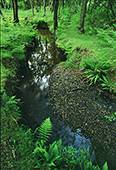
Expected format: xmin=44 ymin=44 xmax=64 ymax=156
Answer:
xmin=19 ymin=27 xmax=92 ymax=148
xmin=17 ymin=25 xmax=115 ymax=170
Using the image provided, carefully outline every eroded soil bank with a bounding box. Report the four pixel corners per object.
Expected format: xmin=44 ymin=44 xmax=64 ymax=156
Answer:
xmin=49 ymin=65 xmax=116 ymax=170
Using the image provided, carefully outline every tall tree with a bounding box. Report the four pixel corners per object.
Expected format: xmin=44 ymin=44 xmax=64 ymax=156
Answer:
xmin=43 ymin=0 xmax=47 ymax=16
xmin=35 ymin=0 xmax=40 ymax=12
xmin=62 ymin=0 xmax=65 ymax=8
xmin=12 ymin=0 xmax=19 ymax=23
xmin=108 ymin=0 xmax=115 ymax=18
xmin=78 ymin=0 xmax=88 ymax=33
xmin=29 ymin=0 xmax=35 ymax=16
xmin=53 ymin=0 xmax=59 ymax=36
xmin=1 ymin=0 xmax=8 ymax=8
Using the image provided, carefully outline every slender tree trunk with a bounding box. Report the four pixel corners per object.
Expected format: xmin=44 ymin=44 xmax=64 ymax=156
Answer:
xmin=24 ymin=0 xmax=31 ymax=9
xmin=35 ymin=0 xmax=39 ymax=12
xmin=108 ymin=0 xmax=115 ymax=18
xmin=0 ymin=9 xmax=3 ymax=16
xmin=62 ymin=0 xmax=65 ymax=8
xmin=1 ymin=0 xmax=7 ymax=8
xmin=12 ymin=0 xmax=19 ymax=23
xmin=49 ymin=0 xmax=53 ymax=11
xmin=29 ymin=0 xmax=34 ymax=16
xmin=32 ymin=0 xmax=34 ymax=16
xmin=78 ymin=0 xmax=88 ymax=33
xmin=53 ymin=0 xmax=59 ymax=36
xmin=43 ymin=0 xmax=47 ymax=16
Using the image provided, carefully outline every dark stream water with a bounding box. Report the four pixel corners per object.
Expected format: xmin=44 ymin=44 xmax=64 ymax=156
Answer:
xmin=18 ymin=27 xmax=115 ymax=169
xmin=19 ymin=28 xmax=91 ymax=147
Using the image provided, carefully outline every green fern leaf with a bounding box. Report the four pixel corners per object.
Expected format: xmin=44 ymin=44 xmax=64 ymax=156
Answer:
xmin=38 ymin=118 xmax=52 ymax=144
xmin=103 ymin=162 xmax=108 ymax=170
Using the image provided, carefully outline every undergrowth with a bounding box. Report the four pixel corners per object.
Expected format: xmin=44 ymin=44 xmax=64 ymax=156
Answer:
xmin=57 ymin=8 xmax=116 ymax=93
xmin=33 ymin=118 xmax=108 ymax=170
xmin=1 ymin=8 xmax=116 ymax=92
xmin=1 ymin=8 xmax=55 ymax=60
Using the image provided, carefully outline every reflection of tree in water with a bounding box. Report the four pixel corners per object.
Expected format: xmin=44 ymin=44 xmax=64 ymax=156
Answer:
xmin=28 ymin=35 xmax=61 ymax=89
xmin=19 ymin=32 xmax=66 ymax=128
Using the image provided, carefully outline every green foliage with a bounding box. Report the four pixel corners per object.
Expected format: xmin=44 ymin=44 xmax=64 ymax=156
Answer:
xmin=1 ymin=13 xmax=37 ymax=59
xmin=97 ymin=29 xmax=116 ymax=50
xmin=14 ymin=128 xmax=35 ymax=170
xmin=1 ymin=93 xmax=20 ymax=127
xmin=1 ymin=58 xmax=35 ymax=170
xmin=1 ymin=8 xmax=116 ymax=94
xmin=33 ymin=119 xmax=108 ymax=170
xmin=1 ymin=3 xmax=115 ymax=169
xmin=1 ymin=64 xmax=12 ymax=92
xmin=81 ymin=55 xmax=110 ymax=84
xmin=33 ymin=118 xmax=62 ymax=169
xmin=101 ymin=76 xmax=116 ymax=93
xmin=35 ymin=117 xmax=52 ymax=144
xmin=85 ymin=69 xmax=106 ymax=85
xmin=1 ymin=93 xmax=19 ymax=169
xmin=87 ymin=0 xmax=116 ymax=28
xmin=60 ymin=146 xmax=79 ymax=169
xmin=79 ymin=49 xmax=115 ymax=92
xmin=1 ymin=89 xmax=109 ymax=170
xmin=104 ymin=112 xmax=116 ymax=122
xmin=57 ymin=8 xmax=115 ymax=93
xmin=102 ymin=162 xmax=108 ymax=170
xmin=34 ymin=139 xmax=62 ymax=169
xmin=1 ymin=55 xmax=35 ymax=170
xmin=64 ymin=51 xmax=80 ymax=69
xmin=1 ymin=92 xmax=35 ymax=170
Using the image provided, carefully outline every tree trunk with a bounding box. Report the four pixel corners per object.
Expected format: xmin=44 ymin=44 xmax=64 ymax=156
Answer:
xmin=0 ymin=9 xmax=3 ymax=16
xmin=35 ymin=0 xmax=39 ymax=12
xmin=43 ymin=0 xmax=47 ymax=16
xmin=53 ymin=0 xmax=59 ymax=36
xmin=1 ymin=0 xmax=7 ymax=8
xmin=29 ymin=0 xmax=34 ymax=16
xmin=24 ymin=0 xmax=31 ymax=9
xmin=62 ymin=0 xmax=65 ymax=8
xmin=108 ymin=0 xmax=115 ymax=18
xmin=49 ymin=0 xmax=53 ymax=11
xmin=12 ymin=0 xmax=19 ymax=23
xmin=78 ymin=0 xmax=88 ymax=33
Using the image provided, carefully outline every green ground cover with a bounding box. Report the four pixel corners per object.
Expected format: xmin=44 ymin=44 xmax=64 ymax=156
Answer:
xmin=57 ymin=8 xmax=116 ymax=92
xmin=1 ymin=8 xmax=116 ymax=93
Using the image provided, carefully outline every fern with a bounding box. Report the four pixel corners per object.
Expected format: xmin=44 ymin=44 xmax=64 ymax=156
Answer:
xmin=101 ymin=76 xmax=116 ymax=93
xmin=36 ymin=118 xmax=52 ymax=144
xmin=102 ymin=162 xmax=108 ymax=170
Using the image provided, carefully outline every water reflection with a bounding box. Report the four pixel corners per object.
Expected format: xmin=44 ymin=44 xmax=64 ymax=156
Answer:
xmin=19 ymin=29 xmax=95 ymax=165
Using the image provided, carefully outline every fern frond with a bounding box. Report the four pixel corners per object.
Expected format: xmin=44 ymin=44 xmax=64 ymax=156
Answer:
xmin=103 ymin=162 xmax=108 ymax=170
xmin=38 ymin=118 xmax=52 ymax=144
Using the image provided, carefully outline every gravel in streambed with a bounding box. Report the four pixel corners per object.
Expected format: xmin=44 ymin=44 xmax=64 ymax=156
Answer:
xmin=49 ymin=65 xmax=116 ymax=167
